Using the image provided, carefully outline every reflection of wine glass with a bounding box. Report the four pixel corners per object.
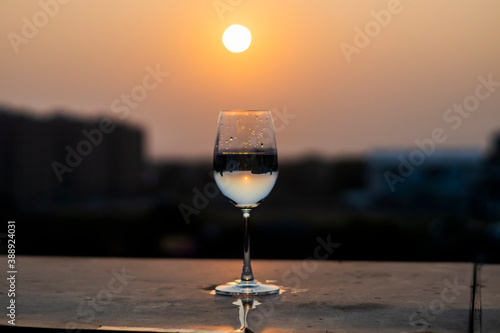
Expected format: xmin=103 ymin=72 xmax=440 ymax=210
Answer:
xmin=214 ymin=294 xmax=281 ymax=331
xmin=233 ymin=298 xmax=261 ymax=332
xmin=213 ymin=110 xmax=280 ymax=296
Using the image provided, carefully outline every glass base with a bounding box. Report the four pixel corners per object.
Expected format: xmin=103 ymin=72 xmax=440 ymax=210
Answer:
xmin=215 ymin=280 xmax=280 ymax=296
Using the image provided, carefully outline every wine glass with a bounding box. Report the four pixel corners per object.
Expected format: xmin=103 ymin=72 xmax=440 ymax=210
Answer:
xmin=213 ymin=110 xmax=280 ymax=296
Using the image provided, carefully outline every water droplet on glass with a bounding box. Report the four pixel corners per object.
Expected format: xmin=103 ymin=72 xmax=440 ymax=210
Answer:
xmin=261 ymin=143 xmax=264 ymax=147
xmin=229 ymin=137 xmax=233 ymax=141
xmin=225 ymin=140 xmax=228 ymax=143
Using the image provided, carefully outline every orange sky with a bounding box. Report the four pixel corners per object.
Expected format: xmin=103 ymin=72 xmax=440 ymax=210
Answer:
xmin=1 ymin=0 xmax=499 ymax=160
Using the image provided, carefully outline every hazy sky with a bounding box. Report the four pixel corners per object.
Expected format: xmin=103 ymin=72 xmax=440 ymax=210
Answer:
xmin=1 ymin=0 xmax=499 ymax=160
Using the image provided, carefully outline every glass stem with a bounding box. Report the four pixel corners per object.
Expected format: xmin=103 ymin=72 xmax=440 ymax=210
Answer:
xmin=241 ymin=208 xmax=254 ymax=282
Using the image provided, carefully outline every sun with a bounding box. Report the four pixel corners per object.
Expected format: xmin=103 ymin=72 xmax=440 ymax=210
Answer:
xmin=222 ymin=25 xmax=251 ymax=53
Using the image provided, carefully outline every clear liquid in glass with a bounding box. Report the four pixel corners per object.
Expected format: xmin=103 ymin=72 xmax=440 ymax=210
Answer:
xmin=214 ymin=152 xmax=278 ymax=208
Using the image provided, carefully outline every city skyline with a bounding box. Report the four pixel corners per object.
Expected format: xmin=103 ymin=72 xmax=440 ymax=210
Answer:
xmin=1 ymin=0 xmax=500 ymax=160
xmin=1 ymin=104 xmax=499 ymax=260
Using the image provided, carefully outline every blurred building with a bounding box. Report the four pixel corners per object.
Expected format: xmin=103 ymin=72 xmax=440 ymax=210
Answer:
xmin=0 ymin=106 xmax=143 ymax=209
xmin=364 ymin=149 xmax=484 ymax=217
xmin=478 ymin=133 xmax=500 ymax=218
xmin=340 ymin=141 xmax=500 ymax=220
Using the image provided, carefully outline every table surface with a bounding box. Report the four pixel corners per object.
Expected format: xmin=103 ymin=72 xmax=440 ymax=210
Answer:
xmin=1 ymin=256 xmax=498 ymax=333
